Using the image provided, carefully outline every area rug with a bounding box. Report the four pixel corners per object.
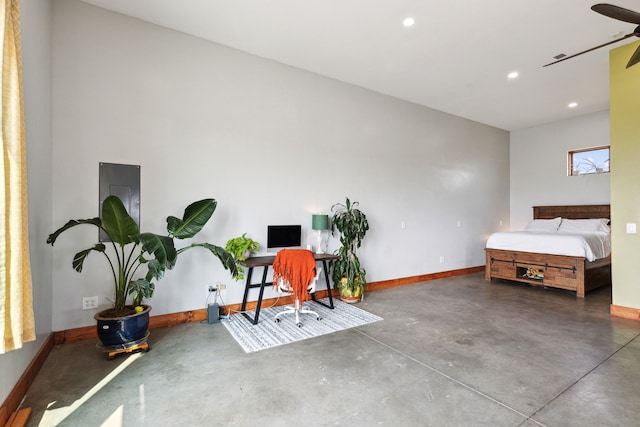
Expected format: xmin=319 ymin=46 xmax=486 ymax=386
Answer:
xmin=221 ymin=298 xmax=383 ymax=353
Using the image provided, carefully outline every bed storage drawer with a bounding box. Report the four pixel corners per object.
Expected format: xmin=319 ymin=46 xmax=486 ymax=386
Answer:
xmin=486 ymin=249 xmax=584 ymax=292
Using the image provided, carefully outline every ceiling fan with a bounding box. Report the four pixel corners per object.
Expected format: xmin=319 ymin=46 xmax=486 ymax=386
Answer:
xmin=544 ymin=3 xmax=640 ymax=68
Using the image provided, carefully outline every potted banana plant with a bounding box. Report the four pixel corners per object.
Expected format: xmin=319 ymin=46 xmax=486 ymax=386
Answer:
xmin=47 ymin=195 xmax=237 ymax=349
xmin=331 ymin=197 xmax=369 ymax=302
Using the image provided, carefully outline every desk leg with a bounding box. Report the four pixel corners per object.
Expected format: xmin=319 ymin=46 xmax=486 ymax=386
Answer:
xmin=253 ymin=267 xmax=269 ymax=324
xmin=240 ymin=267 xmax=254 ymax=312
xmin=241 ymin=266 xmax=269 ymax=325
xmin=311 ymin=260 xmax=335 ymax=309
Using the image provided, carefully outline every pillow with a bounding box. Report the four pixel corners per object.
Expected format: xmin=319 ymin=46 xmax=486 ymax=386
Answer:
xmin=524 ymin=217 xmax=562 ymax=232
xmin=557 ymin=218 xmax=610 ymax=234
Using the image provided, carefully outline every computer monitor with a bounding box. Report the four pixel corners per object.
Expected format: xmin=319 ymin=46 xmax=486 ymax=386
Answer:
xmin=267 ymin=225 xmax=302 ymax=252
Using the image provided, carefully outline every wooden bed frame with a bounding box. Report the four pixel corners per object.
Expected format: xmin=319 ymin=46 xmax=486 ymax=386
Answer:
xmin=485 ymin=205 xmax=611 ymax=297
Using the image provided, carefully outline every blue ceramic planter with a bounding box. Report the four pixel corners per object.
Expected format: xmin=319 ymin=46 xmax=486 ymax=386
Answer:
xmin=94 ymin=305 xmax=151 ymax=348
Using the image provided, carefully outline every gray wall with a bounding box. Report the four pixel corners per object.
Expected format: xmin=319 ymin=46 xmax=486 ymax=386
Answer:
xmin=49 ymin=0 xmax=509 ymax=331
xmin=509 ymin=111 xmax=610 ymax=229
xmin=0 ymin=0 xmax=53 ymax=405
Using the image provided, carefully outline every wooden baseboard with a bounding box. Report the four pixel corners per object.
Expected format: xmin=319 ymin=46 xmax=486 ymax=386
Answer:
xmin=366 ymin=266 xmax=485 ymax=291
xmin=0 ymin=335 xmax=54 ymax=427
xmin=3 ymin=408 xmax=31 ymax=427
xmin=52 ymin=266 xmax=485 ymax=344
xmin=610 ymin=304 xmax=640 ymax=321
xmin=52 ymin=309 xmax=212 ymax=345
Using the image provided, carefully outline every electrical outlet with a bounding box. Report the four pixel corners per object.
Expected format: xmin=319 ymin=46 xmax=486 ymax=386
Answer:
xmin=439 ymin=256 xmax=445 ymax=263
xmin=208 ymin=283 xmax=226 ymax=292
xmin=82 ymin=296 xmax=98 ymax=310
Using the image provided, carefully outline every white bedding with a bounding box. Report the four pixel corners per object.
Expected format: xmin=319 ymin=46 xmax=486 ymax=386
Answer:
xmin=485 ymin=231 xmax=611 ymax=262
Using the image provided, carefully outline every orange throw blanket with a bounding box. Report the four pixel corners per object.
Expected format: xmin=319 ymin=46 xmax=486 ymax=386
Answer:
xmin=272 ymin=249 xmax=316 ymax=303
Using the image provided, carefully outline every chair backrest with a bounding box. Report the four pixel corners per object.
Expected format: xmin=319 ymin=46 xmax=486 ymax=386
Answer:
xmin=278 ymin=267 xmax=322 ymax=294
xmin=272 ymin=249 xmax=317 ymax=301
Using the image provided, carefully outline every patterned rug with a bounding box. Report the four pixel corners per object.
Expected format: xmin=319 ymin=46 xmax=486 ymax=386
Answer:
xmin=221 ymin=298 xmax=383 ymax=353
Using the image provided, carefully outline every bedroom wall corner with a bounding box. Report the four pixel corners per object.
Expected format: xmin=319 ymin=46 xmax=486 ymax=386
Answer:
xmin=610 ymin=40 xmax=640 ymax=310
xmin=509 ymin=111 xmax=610 ymax=231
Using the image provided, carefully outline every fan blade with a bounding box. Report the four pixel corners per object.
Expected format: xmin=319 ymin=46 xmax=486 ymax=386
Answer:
xmin=543 ymin=33 xmax=634 ymax=67
xmin=627 ymin=44 xmax=640 ymax=68
xmin=592 ymin=4 xmax=640 ymax=25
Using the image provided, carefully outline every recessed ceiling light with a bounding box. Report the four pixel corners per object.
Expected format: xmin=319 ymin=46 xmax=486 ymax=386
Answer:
xmin=507 ymin=71 xmax=519 ymax=79
xmin=403 ymin=17 xmax=415 ymax=27
xmin=568 ymin=102 xmax=578 ymax=108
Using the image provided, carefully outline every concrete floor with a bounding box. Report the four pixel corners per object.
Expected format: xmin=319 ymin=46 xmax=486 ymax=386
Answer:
xmin=22 ymin=273 xmax=640 ymax=426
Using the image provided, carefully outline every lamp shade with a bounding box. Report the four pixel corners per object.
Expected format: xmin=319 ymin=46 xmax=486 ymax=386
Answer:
xmin=312 ymin=214 xmax=329 ymax=230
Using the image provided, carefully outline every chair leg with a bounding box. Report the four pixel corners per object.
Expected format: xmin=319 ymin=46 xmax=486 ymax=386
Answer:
xmin=274 ymin=305 xmax=295 ymax=323
xmin=300 ymin=303 xmax=321 ymax=321
xmin=274 ymin=297 xmax=322 ymax=327
xmin=294 ymin=298 xmax=301 ymax=327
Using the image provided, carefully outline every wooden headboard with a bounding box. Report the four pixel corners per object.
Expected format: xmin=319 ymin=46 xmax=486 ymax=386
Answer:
xmin=533 ymin=205 xmax=610 ymax=220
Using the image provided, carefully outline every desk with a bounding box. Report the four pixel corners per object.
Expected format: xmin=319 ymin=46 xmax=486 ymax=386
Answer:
xmin=239 ymin=253 xmax=339 ymax=325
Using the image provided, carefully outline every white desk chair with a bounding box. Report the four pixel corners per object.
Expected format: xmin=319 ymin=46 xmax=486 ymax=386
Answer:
xmin=274 ymin=267 xmax=322 ymax=327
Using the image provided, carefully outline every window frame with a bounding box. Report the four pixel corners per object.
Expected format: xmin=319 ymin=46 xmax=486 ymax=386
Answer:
xmin=568 ymin=145 xmax=610 ymax=176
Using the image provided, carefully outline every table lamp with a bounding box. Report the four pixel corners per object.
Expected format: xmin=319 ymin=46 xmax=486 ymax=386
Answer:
xmin=312 ymin=214 xmax=329 ymax=254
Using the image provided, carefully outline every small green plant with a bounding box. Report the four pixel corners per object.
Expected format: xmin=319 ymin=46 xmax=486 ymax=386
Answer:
xmin=225 ymin=233 xmax=260 ymax=281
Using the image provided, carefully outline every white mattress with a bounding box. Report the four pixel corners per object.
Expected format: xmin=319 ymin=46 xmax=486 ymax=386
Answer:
xmin=485 ymin=231 xmax=611 ymax=262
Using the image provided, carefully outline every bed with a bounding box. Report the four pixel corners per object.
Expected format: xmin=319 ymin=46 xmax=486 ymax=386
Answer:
xmin=485 ymin=205 xmax=611 ymax=297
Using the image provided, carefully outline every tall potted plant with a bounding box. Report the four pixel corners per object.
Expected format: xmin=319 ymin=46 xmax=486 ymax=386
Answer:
xmin=331 ymin=197 xmax=369 ymax=302
xmin=47 ymin=195 xmax=237 ymax=348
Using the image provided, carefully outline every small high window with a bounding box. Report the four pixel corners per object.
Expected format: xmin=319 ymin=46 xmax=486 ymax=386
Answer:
xmin=568 ymin=146 xmax=610 ymax=176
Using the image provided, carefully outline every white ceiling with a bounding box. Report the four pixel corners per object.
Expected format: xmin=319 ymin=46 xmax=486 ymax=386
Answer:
xmin=79 ymin=0 xmax=640 ymax=131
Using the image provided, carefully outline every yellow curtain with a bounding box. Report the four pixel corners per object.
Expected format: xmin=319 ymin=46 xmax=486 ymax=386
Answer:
xmin=0 ymin=0 xmax=35 ymax=354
